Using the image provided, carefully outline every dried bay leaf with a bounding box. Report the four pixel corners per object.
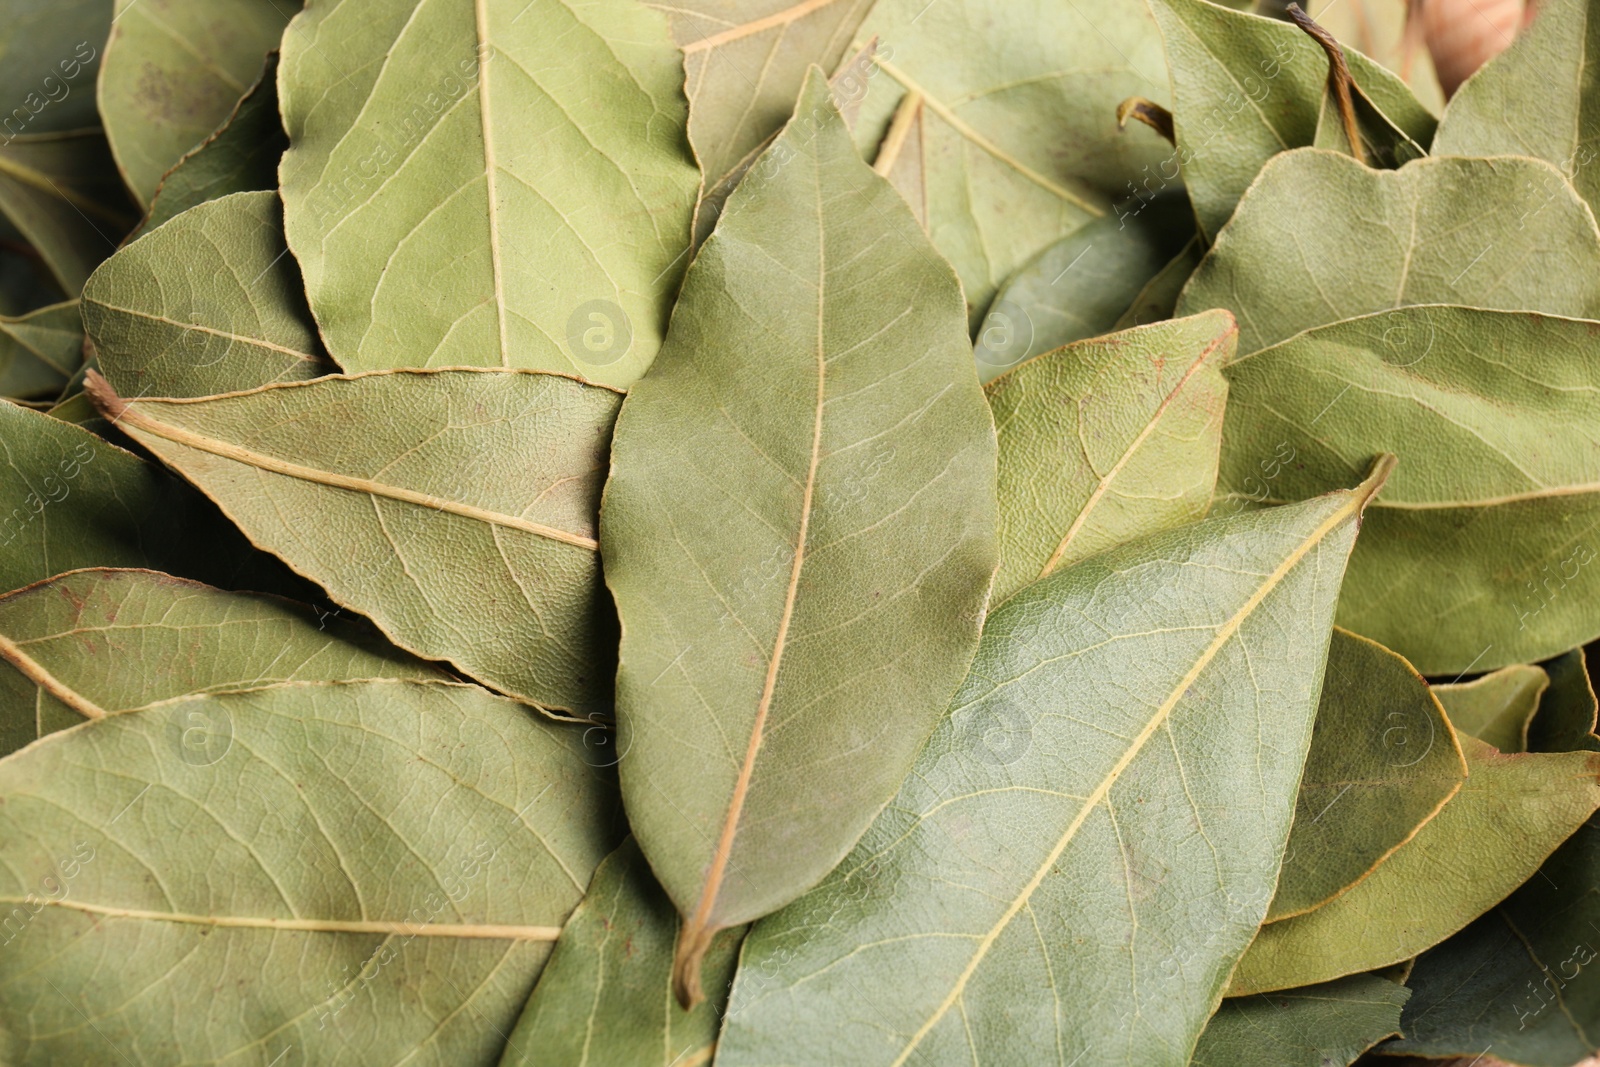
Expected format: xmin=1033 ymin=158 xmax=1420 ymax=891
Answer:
xmin=83 ymin=190 xmax=330 ymax=398
xmin=0 ymin=300 xmax=82 ymax=400
xmin=502 ymin=838 xmax=741 ymax=1067
xmin=0 ymin=567 xmax=444 ymax=756
xmin=986 ymin=310 xmax=1233 ymax=604
xmin=0 ymin=2 xmax=109 ymax=136
xmin=1191 ymin=973 xmax=1409 ymax=1067
xmin=1112 ymin=236 xmax=1204 ymax=331
xmin=601 ymin=71 xmax=997 ymax=1004
xmin=1528 ymin=649 xmax=1600 ymax=755
xmin=1434 ymin=664 xmax=1550 ymax=753
xmin=1230 ymin=736 xmax=1600 ymax=995
xmin=87 ymin=367 xmax=620 ymax=718
xmin=0 ymin=129 xmax=134 ymax=295
xmin=98 ymin=0 xmax=298 ymax=204
xmin=278 ymin=0 xmax=699 ymax=387
xmin=717 ymin=473 xmax=1389 ymax=1067
xmin=0 ymin=679 xmax=621 ymax=1066
xmin=1268 ymin=628 xmax=1466 ymax=921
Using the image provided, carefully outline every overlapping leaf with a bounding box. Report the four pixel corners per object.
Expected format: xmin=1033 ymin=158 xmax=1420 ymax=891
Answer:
xmin=1192 ymin=974 xmax=1409 ymax=1067
xmin=0 ymin=1 xmax=108 ymax=136
xmin=0 ymin=129 xmax=133 ymax=294
xmin=1435 ymin=663 xmax=1550 ymax=753
xmin=0 ymin=300 xmax=82 ymax=400
xmin=1528 ymin=649 xmax=1600 ymax=755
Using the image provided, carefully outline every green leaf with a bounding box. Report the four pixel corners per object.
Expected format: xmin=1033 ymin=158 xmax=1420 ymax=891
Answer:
xmin=1149 ymin=0 xmax=1436 ymax=239
xmin=0 ymin=678 xmax=621 ymax=1066
xmin=0 ymin=129 xmax=134 ymax=295
xmin=98 ymin=0 xmax=298 ymax=204
xmin=1434 ymin=664 xmax=1550 ymax=753
xmin=1191 ymin=974 xmax=1408 ymax=1067
xmin=501 ymin=838 xmax=740 ymax=1067
xmin=84 ymin=190 xmax=331 ymax=398
xmin=717 ymin=474 xmax=1386 ymax=1067
xmin=0 ymin=4 xmax=108 ymax=136
xmin=986 ymin=310 xmax=1234 ymax=604
xmin=138 ymin=52 xmax=286 ymax=235
xmin=973 ymin=193 xmax=1196 ymax=382
xmin=849 ymin=0 xmax=1174 ymax=326
xmin=1113 ymin=236 xmax=1204 ymax=331
xmin=601 ymin=71 xmax=997 ymax=1005
xmin=1528 ymin=649 xmax=1600 ymax=755
xmin=0 ymin=300 xmax=82 ymax=400
xmin=1230 ymin=736 xmax=1600 ymax=995
xmin=87 ymin=367 xmax=620 ymax=718
xmin=0 ymin=567 xmax=444 ymax=757
xmin=1431 ymin=0 xmax=1600 ymax=220
xmin=1217 ymin=304 xmax=1600 ymax=674
xmin=1177 ymin=151 xmax=1600 ymax=355
xmin=278 ymin=0 xmax=700 ymax=388
xmin=1268 ymin=628 xmax=1466 ymax=921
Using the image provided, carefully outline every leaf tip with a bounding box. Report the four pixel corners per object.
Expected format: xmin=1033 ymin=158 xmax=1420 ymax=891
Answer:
xmin=1354 ymin=453 xmax=1398 ymax=512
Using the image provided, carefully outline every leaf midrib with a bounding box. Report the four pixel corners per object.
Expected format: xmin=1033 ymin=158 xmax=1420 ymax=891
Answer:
xmin=0 ymin=631 xmax=106 ymax=720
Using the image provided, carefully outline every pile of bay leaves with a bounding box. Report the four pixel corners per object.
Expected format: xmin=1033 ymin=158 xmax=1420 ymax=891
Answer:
xmin=1 ymin=0 xmax=1598 ymax=1064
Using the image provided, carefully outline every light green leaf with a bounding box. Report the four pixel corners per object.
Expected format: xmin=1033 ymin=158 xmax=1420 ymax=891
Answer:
xmin=99 ymin=0 xmax=298 ymax=204
xmin=1113 ymin=236 xmax=1204 ymax=331
xmin=1217 ymin=304 xmax=1600 ymax=674
xmin=278 ymin=0 xmax=700 ymax=388
xmin=138 ymin=52 xmax=286 ymax=235
xmin=84 ymin=190 xmax=330 ymax=398
xmin=1149 ymin=0 xmax=1436 ymax=239
xmin=601 ymin=71 xmax=997 ymax=1005
xmin=1269 ymin=628 xmax=1466 ymax=921
xmin=718 ymin=475 xmax=1386 ymax=1067
xmin=849 ymin=0 xmax=1174 ymax=326
xmin=1528 ymin=649 xmax=1600 ymax=755
xmin=1231 ymin=736 xmax=1600 ymax=995
xmin=0 ymin=129 xmax=134 ymax=294
xmin=0 ymin=3 xmax=108 ymax=135
xmin=974 ymin=193 xmax=1196 ymax=381
xmin=0 ymin=679 xmax=621 ymax=1066
xmin=986 ymin=310 xmax=1233 ymax=604
xmin=1431 ymin=0 xmax=1600 ymax=219
xmin=87 ymin=367 xmax=620 ymax=718
xmin=501 ymin=838 xmax=740 ymax=1067
xmin=0 ymin=300 xmax=82 ymax=400
xmin=0 ymin=567 xmax=444 ymax=756
xmin=1434 ymin=664 xmax=1550 ymax=753
xmin=1177 ymin=151 xmax=1600 ymax=355
xmin=1192 ymin=974 xmax=1408 ymax=1067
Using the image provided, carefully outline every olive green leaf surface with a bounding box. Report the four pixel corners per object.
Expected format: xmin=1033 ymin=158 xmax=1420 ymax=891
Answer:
xmin=1177 ymin=151 xmax=1600 ymax=355
xmin=1191 ymin=974 xmax=1409 ymax=1067
xmin=873 ymin=87 xmax=927 ymax=229
xmin=1310 ymin=0 xmax=1445 ymax=114
xmin=502 ymin=838 xmax=741 ymax=1067
xmin=0 ymin=3 xmax=108 ymax=135
xmin=1113 ymin=236 xmax=1204 ymax=330
xmin=717 ymin=475 xmax=1387 ymax=1067
xmin=0 ymin=129 xmax=134 ymax=294
xmin=1434 ymin=664 xmax=1551 ymax=753
xmin=1217 ymin=305 xmax=1600 ymax=674
xmin=1149 ymin=0 xmax=1436 ymax=239
xmin=87 ymin=367 xmax=620 ymax=718
xmin=1430 ymin=0 xmax=1600 ymax=219
xmin=1309 ymin=66 xmax=1428 ymax=171
xmin=0 ymin=567 xmax=444 ymax=756
xmin=139 ymin=52 xmax=286 ymax=235
xmin=98 ymin=0 xmax=298 ymax=205
xmin=1230 ymin=736 xmax=1600 ymax=995
xmin=278 ymin=0 xmax=699 ymax=387
xmin=83 ymin=190 xmax=330 ymax=398
xmin=0 ymin=299 xmax=82 ymax=399
xmin=0 ymin=679 xmax=621 ymax=1066
xmin=1268 ymin=628 xmax=1467 ymax=921
xmin=973 ymin=192 xmax=1196 ymax=381
xmin=848 ymin=0 xmax=1175 ymax=326
xmin=986 ymin=310 xmax=1233 ymax=604
xmin=1528 ymin=649 xmax=1600 ymax=756
xmin=602 ymin=71 xmax=997 ymax=1005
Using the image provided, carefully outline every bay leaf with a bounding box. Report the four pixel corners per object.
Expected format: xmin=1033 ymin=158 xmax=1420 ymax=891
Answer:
xmin=1149 ymin=0 xmax=1436 ymax=239
xmin=501 ymin=838 xmax=741 ymax=1067
xmin=1230 ymin=736 xmax=1600 ymax=995
xmin=717 ymin=472 xmax=1388 ymax=1067
xmin=973 ymin=192 xmax=1196 ymax=381
xmin=1268 ymin=628 xmax=1467 ymax=921
xmin=138 ymin=52 xmax=286 ymax=235
xmin=874 ymin=87 xmax=927 ymax=230
xmin=1191 ymin=973 xmax=1409 ymax=1067
xmin=278 ymin=0 xmax=700 ymax=387
xmin=0 ymin=1 xmax=109 ymax=136
xmin=1112 ymin=236 xmax=1204 ymax=330
xmin=0 ymin=567 xmax=443 ymax=756
xmin=1307 ymin=0 xmax=1445 ymax=115
xmin=601 ymin=71 xmax=997 ymax=1005
xmin=1528 ymin=649 xmax=1600 ymax=756
xmin=986 ymin=310 xmax=1233 ymax=604
xmin=98 ymin=0 xmax=298 ymax=204
xmin=848 ymin=0 xmax=1174 ymax=327
xmin=86 ymin=367 xmax=620 ymax=718
xmin=1177 ymin=151 xmax=1600 ymax=355
xmin=83 ymin=190 xmax=330 ymax=398
xmin=1217 ymin=304 xmax=1600 ymax=673
xmin=0 ymin=679 xmax=621 ymax=1066
xmin=0 ymin=129 xmax=134 ymax=295
xmin=1434 ymin=664 xmax=1550 ymax=753
xmin=0 ymin=300 xmax=82 ymax=400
